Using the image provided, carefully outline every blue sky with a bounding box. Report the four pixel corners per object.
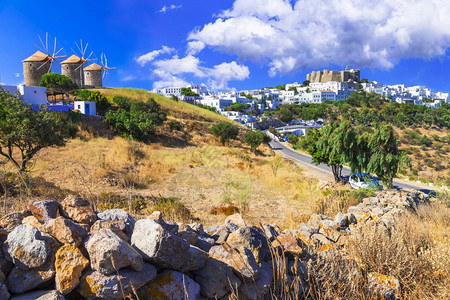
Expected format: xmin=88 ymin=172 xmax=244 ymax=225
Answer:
xmin=1 ymin=0 xmax=449 ymax=92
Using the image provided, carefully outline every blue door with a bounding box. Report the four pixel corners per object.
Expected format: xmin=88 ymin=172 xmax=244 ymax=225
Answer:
xmin=85 ymin=103 xmax=90 ymax=115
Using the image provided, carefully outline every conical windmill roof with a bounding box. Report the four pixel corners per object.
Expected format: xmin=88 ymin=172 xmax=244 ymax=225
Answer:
xmin=61 ymin=54 xmax=82 ymax=64
xmin=84 ymin=63 xmax=102 ymax=71
xmin=23 ymin=51 xmax=50 ymax=62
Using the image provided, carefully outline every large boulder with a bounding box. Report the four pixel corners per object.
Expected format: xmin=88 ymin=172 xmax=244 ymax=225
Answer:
xmin=78 ymin=263 xmax=157 ymax=299
xmin=28 ymin=200 xmax=60 ymax=223
xmin=137 ymin=270 xmax=200 ymax=300
xmin=85 ymin=229 xmax=143 ymax=275
xmin=97 ymin=209 xmax=136 ymax=238
xmin=193 ymin=257 xmax=241 ymax=299
xmin=55 ymin=244 xmax=89 ymax=295
xmin=60 ymin=195 xmax=97 ymax=226
xmin=209 ymin=245 xmax=260 ymax=279
xmin=44 ymin=217 xmax=88 ymax=246
xmin=226 ymin=226 xmax=270 ymax=263
xmin=10 ymin=290 xmax=64 ymax=300
xmin=4 ymin=224 xmax=56 ymax=270
xmin=131 ymin=219 xmax=189 ymax=271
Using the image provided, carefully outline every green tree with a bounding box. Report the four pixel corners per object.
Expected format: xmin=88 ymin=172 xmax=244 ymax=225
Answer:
xmin=105 ymin=98 xmax=166 ymax=142
xmin=0 ymin=91 xmax=77 ymax=172
xmin=279 ymin=108 xmax=293 ymax=123
xmin=302 ymin=80 xmax=310 ymax=87
xmin=210 ymin=122 xmax=239 ymax=145
xmin=181 ymin=88 xmax=199 ymax=97
xmin=304 ymin=124 xmax=346 ymax=182
xmin=40 ymin=72 xmax=78 ymax=92
xmin=113 ymin=96 xmax=131 ymax=110
xmin=75 ymin=90 xmax=110 ymax=112
xmin=243 ymin=130 xmax=271 ymax=152
xmin=366 ymin=125 xmax=411 ymax=188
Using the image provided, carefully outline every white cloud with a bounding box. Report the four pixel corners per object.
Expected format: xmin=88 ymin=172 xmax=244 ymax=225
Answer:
xmin=139 ymin=51 xmax=250 ymax=89
xmin=136 ymin=46 xmax=175 ymax=66
xmin=159 ymin=4 xmax=182 ymax=13
xmin=188 ymin=0 xmax=450 ymax=76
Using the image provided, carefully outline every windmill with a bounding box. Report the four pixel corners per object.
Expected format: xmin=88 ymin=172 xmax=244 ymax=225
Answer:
xmin=61 ymin=40 xmax=95 ymax=88
xmin=23 ymin=33 xmax=65 ymax=86
xmin=100 ymin=52 xmax=116 ymax=80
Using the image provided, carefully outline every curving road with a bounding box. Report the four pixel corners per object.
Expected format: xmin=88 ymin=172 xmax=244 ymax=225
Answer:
xmin=266 ymin=132 xmax=431 ymax=193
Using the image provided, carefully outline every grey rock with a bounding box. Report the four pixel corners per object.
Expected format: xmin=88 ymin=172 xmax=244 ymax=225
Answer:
xmin=176 ymin=230 xmax=198 ymax=245
xmin=10 ymin=289 xmax=64 ymax=300
xmin=97 ymin=209 xmax=136 ymax=238
xmin=60 ymin=195 xmax=97 ymax=226
xmin=44 ymin=217 xmax=87 ymax=246
xmin=0 ymin=283 xmax=10 ymax=300
xmin=288 ymin=259 xmax=308 ymax=279
xmin=131 ymin=219 xmax=189 ymax=270
xmin=180 ymin=245 xmax=208 ymax=272
xmin=262 ymin=224 xmax=279 ymax=242
xmin=6 ymin=263 xmax=55 ymax=294
xmin=85 ymin=228 xmax=143 ymax=275
xmin=0 ymin=212 xmax=28 ymax=233
xmin=195 ymin=235 xmax=215 ymax=252
xmin=4 ymin=225 xmax=55 ymax=270
xmin=209 ymin=245 xmax=260 ymax=279
xmin=90 ymin=220 xmax=129 ymax=243
xmin=148 ymin=211 xmax=178 ymax=234
xmin=203 ymin=225 xmax=220 ymax=235
xmin=189 ymin=223 xmax=205 ymax=235
xmin=28 ymin=200 xmax=60 ymax=223
xmin=137 ymin=270 xmax=200 ymax=300
xmin=238 ymin=262 xmax=273 ymax=300
xmin=78 ymin=263 xmax=157 ymax=300
xmin=224 ymin=213 xmax=247 ymax=227
xmin=194 ymin=257 xmax=241 ymax=299
xmin=226 ymin=226 xmax=270 ymax=262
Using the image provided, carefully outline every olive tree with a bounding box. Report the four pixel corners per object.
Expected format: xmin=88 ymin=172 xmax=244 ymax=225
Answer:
xmin=0 ymin=90 xmax=77 ymax=172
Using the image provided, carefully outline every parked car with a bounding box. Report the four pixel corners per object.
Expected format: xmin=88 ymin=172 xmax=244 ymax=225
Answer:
xmin=349 ymin=173 xmax=381 ymax=190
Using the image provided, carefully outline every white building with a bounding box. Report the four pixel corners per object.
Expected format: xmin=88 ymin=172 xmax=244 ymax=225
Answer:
xmin=1 ymin=84 xmax=47 ymax=105
xmin=197 ymin=96 xmax=232 ymax=110
xmin=74 ymin=101 xmax=96 ymax=115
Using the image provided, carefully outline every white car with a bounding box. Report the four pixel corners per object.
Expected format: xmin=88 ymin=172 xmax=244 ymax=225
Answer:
xmin=349 ymin=173 xmax=381 ymax=190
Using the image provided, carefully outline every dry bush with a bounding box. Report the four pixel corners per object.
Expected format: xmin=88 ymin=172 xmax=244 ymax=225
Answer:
xmin=345 ymin=203 xmax=450 ymax=299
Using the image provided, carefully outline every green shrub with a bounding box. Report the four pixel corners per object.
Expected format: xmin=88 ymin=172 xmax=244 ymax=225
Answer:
xmin=76 ymin=90 xmax=110 ymax=112
xmin=210 ymin=122 xmax=239 ymax=145
xmin=243 ymin=130 xmax=271 ymax=152
xmin=105 ymin=98 xmax=166 ymax=142
xmin=40 ymin=72 xmax=78 ymax=92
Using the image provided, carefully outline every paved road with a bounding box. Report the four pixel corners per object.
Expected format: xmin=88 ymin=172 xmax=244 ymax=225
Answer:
xmin=267 ymin=135 xmax=431 ymax=193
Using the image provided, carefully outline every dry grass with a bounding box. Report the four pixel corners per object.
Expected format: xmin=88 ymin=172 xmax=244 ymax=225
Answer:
xmin=266 ymin=201 xmax=450 ymax=299
xmin=1 ymin=130 xmax=324 ymax=225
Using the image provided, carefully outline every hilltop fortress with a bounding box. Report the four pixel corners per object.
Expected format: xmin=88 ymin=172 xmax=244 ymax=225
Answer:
xmin=307 ymin=66 xmax=360 ymax=88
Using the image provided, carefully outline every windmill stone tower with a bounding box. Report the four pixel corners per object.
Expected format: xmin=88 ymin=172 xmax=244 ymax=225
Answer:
xmin=23 ymin=51 xmax=51 ymax=87
xmin=84 ymin=63 xmax=103 ymax=88
xmin=61 ymin=55 xmax=84 ymax=88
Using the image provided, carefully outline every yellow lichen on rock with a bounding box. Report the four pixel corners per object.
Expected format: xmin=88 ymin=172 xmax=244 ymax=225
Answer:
xmin=55 ymin=244 xmax=89 ymax=295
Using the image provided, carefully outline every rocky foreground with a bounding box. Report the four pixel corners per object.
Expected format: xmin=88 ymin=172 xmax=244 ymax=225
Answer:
xmin=0 ymin=190 xmax=429 ymax=299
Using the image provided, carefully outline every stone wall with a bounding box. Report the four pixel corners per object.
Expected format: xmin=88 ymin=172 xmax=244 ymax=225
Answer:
xmin=0 ymin=190 xmax=429 ymax=299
